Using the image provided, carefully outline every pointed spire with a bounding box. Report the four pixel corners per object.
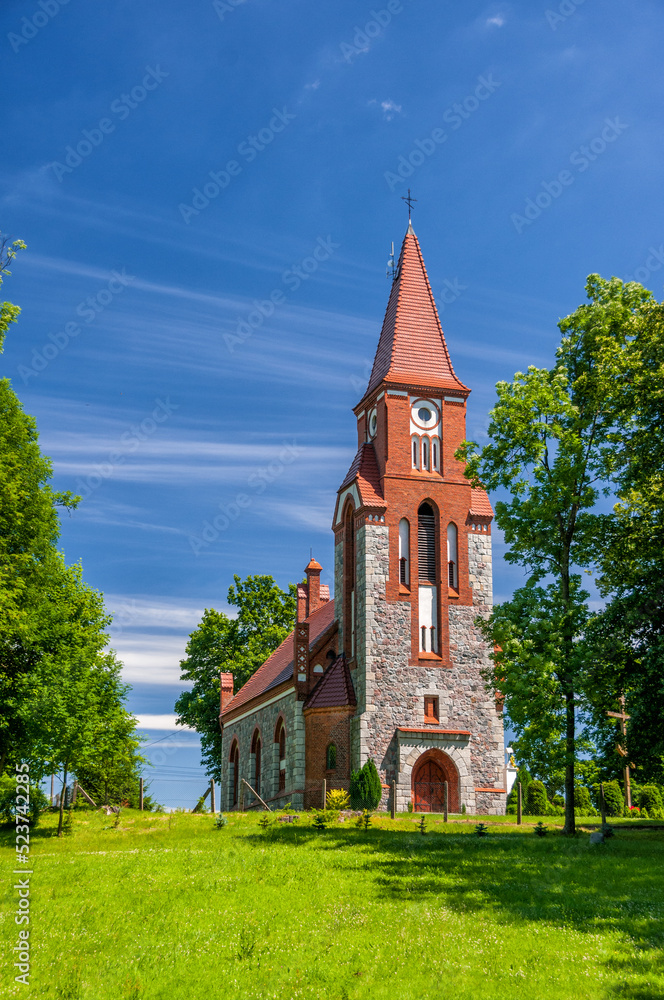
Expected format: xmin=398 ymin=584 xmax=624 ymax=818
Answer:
xmin=363 ymin=226 xmax=468 ymax=399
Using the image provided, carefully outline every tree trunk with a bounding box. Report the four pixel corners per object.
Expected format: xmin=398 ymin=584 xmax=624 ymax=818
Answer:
xmin=57 ymin=764 xmax=68 ymax=838
xmin=560 ymin=539 xmax=576 ymax=837
xmin=563 ymin=686 xmax=576 ymax=835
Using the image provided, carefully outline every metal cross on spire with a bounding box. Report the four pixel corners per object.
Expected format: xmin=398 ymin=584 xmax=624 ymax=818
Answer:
xmin=401 ymin=188 xmax=417 ymax=222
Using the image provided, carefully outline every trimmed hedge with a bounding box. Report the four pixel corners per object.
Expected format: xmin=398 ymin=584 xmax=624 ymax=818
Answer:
xmin=637 ymin=785 xmax=664 ymax=819
xmin=592 ymin=780 xmax=625 ymax=817
xmin=525 ymin=780 xmax=548 ymax=816
xmin=574 ymin=785 xmax=597 ymax=816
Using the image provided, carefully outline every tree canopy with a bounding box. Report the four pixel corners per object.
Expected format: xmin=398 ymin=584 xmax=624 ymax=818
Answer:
xmin=0 ymin=237 xmax=144 ymax=828
xmin=459 ymin=274 xmax=663 ymax=833
xmin=174 ymin=575 xmax=297 ymax=780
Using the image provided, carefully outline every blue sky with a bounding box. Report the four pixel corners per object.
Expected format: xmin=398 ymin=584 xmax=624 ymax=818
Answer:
xmin=2 ymin=0 xmax=663 ymax=806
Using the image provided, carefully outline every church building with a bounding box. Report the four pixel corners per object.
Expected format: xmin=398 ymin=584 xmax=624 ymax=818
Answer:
xmin=219 ymin=222 xmax=505 ymax=814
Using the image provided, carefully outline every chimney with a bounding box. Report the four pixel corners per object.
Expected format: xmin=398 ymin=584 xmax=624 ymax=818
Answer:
xmin=220 ymin=672 xmax=234 ymax=715
xmin=305 ymin=558 xmax=322 ymax=617
xmin=297 ymin=584 xmax=308 ymax=623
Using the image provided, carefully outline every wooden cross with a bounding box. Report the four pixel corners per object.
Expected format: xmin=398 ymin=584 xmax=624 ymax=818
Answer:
xmin=401 ymin=188 xmax=417 ymax=221
xmin=606 ymin=694 xmax=632 ymax=808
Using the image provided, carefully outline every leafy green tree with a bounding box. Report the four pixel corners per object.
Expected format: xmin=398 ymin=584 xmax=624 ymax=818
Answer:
xmin=458 ymin=275 xmax=654 ymax=835
xmin=24 ymin=651 xmax=141 ymax=835
xmin=0 ymin=242 xmax=143 ymax=830
xmin=0 ymin=235 xmax=25 ymax=353
xmin=175 ymin=575 xmax=297 ymax=780
xmin=350 ymin=759 xmax=382 ymax=811
xmin=584 ymin=295 xmax=664 ymax=783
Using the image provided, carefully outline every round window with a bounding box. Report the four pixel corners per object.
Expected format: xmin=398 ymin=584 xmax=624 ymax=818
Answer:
xmin=418 ymin=407 xmax=432 ymax=423
xmin=368 ymin=410 xmax=377 ymax=438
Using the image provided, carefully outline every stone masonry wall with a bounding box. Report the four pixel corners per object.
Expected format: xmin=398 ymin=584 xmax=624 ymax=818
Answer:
xmin=334 ymin=537 xmax=344 ymax=650
xmin=354 ymin=521 xmax=505 ymax=814
xmin=468 ymin=531 xmax=493 ymax=606
xmin=221 ymin=692 xmax=304 ymax=810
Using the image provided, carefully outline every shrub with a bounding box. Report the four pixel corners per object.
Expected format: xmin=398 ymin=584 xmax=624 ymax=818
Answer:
xmin=525 ymin=780 xmax=548 ymax=816
xmin=350 ymin=760 xmax=382 ymax=811
xmin=534 ymin=822 xmax=547 ymax=837
xmin=601 ymin=781 xmax=625 ymax=817
xmin=574 ymin=785 xmax=597 ymax=816
xmin=637 ymin=785 xmax=664 ymax=819
xmin=311 ymin=810 xmax=328 ymax=832
xmin=258 ymin=814 xmax=273 ymax=832
xmin=475 ymin=823 xmax=489 ymax=837
xmin=355 ymin=809 xmax=373 ymax=831
xmin=214 ymin=814 xmax=228 ymax=829
xmin=418 ymin=816 xmax=427 ymax=835
xmin=326 ymin=789 xmax=350 ymax=811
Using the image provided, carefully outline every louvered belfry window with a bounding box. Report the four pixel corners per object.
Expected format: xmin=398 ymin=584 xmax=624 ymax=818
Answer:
xmin=418 ymin=503 xmax=436 ymax=583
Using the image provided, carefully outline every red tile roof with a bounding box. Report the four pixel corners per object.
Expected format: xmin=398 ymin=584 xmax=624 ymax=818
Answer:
xmin=364 ymin=226 xmax=468 ymax=398
xmin=469 ymin=488 xmax=494 ymax=518
xmin=221 ymin=600 xmax=336 ymax=718
xmin=339 ymin=442 xmax=385 ymax=508
xmin=304 ymin=654 xmax=356 ymax=710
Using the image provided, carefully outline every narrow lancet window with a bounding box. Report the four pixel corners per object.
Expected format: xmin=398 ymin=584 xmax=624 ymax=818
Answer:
xmin=418 ymin=503 xmax=438 ymax=653
xmin=399 ymin=518 xmax=410 ymax=585
xmin=447 ymin=522 xmax=458 ymax=589
xmin=412 ymin=435 xmax=420 ymax=469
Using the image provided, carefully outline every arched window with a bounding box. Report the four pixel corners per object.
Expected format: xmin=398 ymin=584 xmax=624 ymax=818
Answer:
xmin=432 ymin=437 xmax=440 ymax=472
xmin=251 ymin=729 xmax=262 ymax=796
xmin=411 ymin=435 xmax=420 ymax=469
xmin=275 ymin=719 xmax=286 ymax=792
xmin=421 ymin=437 xmax=430 ymax=471
xmin=343 ymin=503 xmax=356 ymax=657
xmin=326 ymin=744 xmax=337 ymax=770
xmin=447 ymin=522 xmax=458 ymax=589
xmin=230 ymin=740 xmax=239 ymax=807
xmin=418 ymin=503 xmax=438 ymax=653
xmin=399 ymin=518 xmax=410 ymax=585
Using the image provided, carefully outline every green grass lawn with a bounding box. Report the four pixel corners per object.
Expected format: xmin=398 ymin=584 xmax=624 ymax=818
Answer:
xmin=2 ymin=809 xmax=663 ymax=999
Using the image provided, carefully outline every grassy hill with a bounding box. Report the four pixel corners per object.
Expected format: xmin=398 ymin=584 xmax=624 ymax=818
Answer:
xmin=2 ymin=809 xmax=662 ymax=999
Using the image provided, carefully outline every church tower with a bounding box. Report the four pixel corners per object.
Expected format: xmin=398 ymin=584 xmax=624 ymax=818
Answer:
xmin=332 ymin=222 xmax=505 ymax=814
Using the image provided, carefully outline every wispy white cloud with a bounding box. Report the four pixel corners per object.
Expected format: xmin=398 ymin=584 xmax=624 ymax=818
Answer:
xmin=113 ymin=634 xmax=190 ymax=685
xmin=105 ymin=593 xmax=213 ymax=631
xmin=368 ymin=99 xmax=403 ymax=121
xmin=45 ymin=438 xmax=351 ymax=486
xmin=486 ymin=14 xmax=506 ymax=27
xmin=135 ymin=714 xmax=194 ymax=731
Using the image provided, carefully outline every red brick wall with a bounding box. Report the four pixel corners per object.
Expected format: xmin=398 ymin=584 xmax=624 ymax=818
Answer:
xmin=303 ymin=706 xmax=353 ymax=809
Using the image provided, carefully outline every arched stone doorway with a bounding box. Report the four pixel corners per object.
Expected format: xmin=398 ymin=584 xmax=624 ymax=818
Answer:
xmin=412 ymin=749 xmax=459 ymax=813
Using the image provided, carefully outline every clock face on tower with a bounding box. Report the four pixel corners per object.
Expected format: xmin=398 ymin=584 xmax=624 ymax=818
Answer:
xmin=367 ymin=407 xmax=378 ymax=439
xmin=411 ymin=399 xmax=440 ymax=430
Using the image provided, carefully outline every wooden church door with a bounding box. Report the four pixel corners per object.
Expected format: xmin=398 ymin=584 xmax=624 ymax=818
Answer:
xmin=413 ymin=757 xmax=446 ymax=813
